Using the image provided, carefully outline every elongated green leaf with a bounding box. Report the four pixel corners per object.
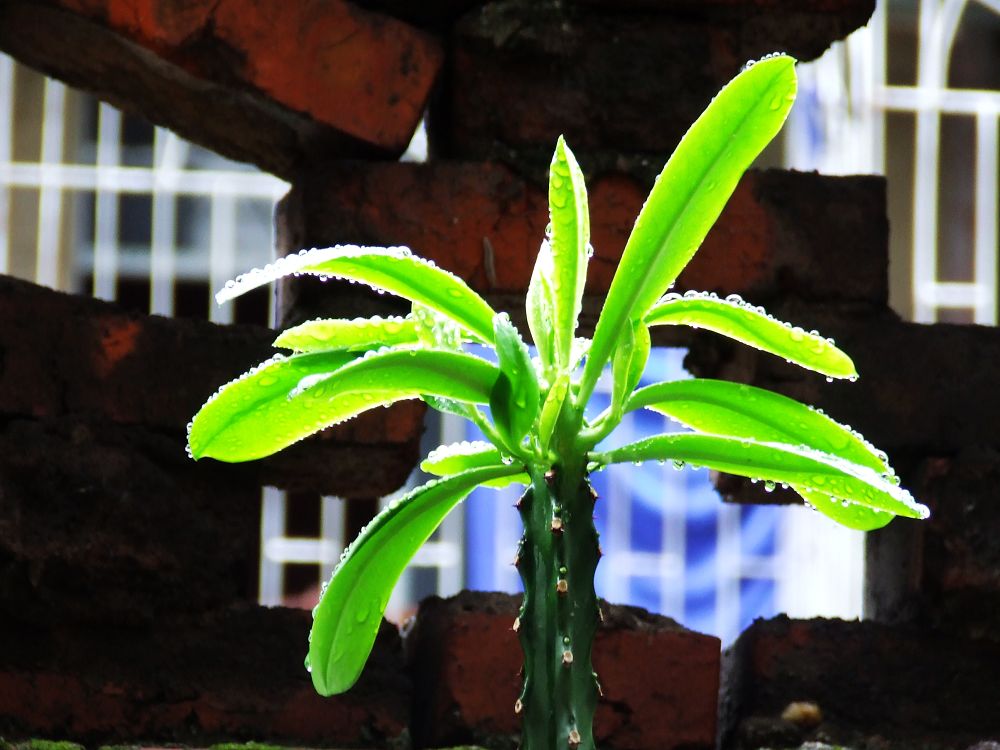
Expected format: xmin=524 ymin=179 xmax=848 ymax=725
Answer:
xmin=627 ymin=378 xmax=887 ymax=473
xmin=217 ymin=246 xmax=497 ymax=344
xmin=594 ymin=433 xmax=928 ymax=518
xmin=188 ymin=351 xmax=355 ymax=462
xmin=274 ymin=316 xmax=419 ymax=353
xmin=582 ymin=55 xmax=797 ymax=399
xmin=625 ymin=378 xmax=896 ymax=530
xmin=412 ymin=303 xmax=465 ymax=351
xmin=189 ymin=349 xmax=499 ymax=462
xmin=308 ymin=465 xmax=523 ymax=695
xmin=645 ymin=293 xmax=856 ymax=379
xmin=538 ymin=373 xmax=569 ymax=454
xmin=548 ymin=136 xmax=590 ymax=368
xmin=421 ymin=441 xmax=530 ymax=487
xmin=490 ymin=313 xmax=541 ymax=447
xmin=611 ymin=320 xmax=650 ymax=417
xmin=526 ymin=241 xmax=556 ymax=369
xmin=794 ymin=485 xmax=894 ymax=531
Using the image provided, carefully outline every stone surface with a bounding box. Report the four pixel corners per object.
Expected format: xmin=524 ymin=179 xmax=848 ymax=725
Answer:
xmin=0 ymin=0 xmax=442 ymax=178
xmin=280 ymin=164 xmax=887 ymax=334
xmin=0 ymin=607 xmax=410 ymax=747
xmin=719 ymin=616 xmax=1000 ymax=750
xmin=440 ymin=0 xmax=873 ymax=160
xmin=405 ymin=590 xmax=719 ymax=750
xmin=0 ymin=274 xmax=422 ymax=498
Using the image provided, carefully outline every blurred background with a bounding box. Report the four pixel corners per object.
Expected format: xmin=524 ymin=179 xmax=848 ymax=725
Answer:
xmin=1 ymin=0 xmax=997 ymax=644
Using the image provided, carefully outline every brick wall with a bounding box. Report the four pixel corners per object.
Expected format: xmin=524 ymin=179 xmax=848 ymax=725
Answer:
xmin=2 ymin=2 xmax=999 ymax=749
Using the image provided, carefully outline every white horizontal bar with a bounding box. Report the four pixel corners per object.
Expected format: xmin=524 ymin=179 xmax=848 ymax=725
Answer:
xmin=878 ymin=85 xmax=1000 ymax=116
xmin=0 ymin=162 xmax=288 ymax=199
xmin=265 ymin=537 xmax=461 ymax=568
xmin=605 ymin=550 xmax=684 ymax=578
xmin=916 ymin=281 xmax=994 ymax=308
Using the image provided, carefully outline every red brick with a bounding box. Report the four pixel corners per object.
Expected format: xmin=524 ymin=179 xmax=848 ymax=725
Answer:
xmin=0 ymin=274 xmax=421 ymax=498
xmin=720 ymin=616 xmax=1000 ymax=750
xmin=282 ymin=162 xmax=887 ymax=332
xmin=0 ymin=607 xmax=409 ymax=747
xmin=405 ymin=591 xmax=719 ymax=750
xmin=0 ymin=1 xmax=442 ymax=177
xmin=440 ymin=1 xmax=873 ymax=159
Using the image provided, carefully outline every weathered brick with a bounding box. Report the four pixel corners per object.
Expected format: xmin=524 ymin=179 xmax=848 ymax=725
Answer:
xmin=405 ymin=591 xmax=719 ymax=750
xmin=440 ymin=0 xmax=873 ymax=160
xmin=0 ymin=275 xmax=422 ymax=498
xmin=0 ymin=607 xmax=409 ymax=747
xmin=0 ymin=0 xmax=442 ymax=178
xmin=281 ymin=163 xmax=887 ymax=333
xmin=865 ymin=447 xmax=1000 ymax=642
xmin=0 ymin=415 xmax=259 ymax=626
xmin=719 ymin=616 xmax=1000 ymax=750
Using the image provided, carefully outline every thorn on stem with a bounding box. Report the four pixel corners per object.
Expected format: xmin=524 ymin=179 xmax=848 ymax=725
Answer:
xmin=556 ymin=579 xmax=569 ymax=595
xmin=515 ymin=699 xmax=523 ymax=715
xmin=512 ymin=616 xmax=520 ymax=632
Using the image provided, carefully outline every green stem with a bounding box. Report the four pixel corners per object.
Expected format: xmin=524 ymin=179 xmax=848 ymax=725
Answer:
xmin=516 ymin=455 xmax=600 ymax=750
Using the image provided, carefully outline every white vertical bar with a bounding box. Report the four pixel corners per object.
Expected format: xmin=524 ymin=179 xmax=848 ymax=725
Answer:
xmin=913 ymin=0 xmax=970 ymax=322
xmin=259 ymin=487 xmax=286 ymax=606
xmin=35 ymin=78 xmax=66 ymax=288
xmin=659 ymin=463 xmax=686 ymax=621
xmin=319 ymin=495 xmax=345 ymax=584
xmin=93 ymin=104 xmax=121 ymax=301
xmin=150 ymin=128 xmax=177 ymax=315
xmin=867 ymin=0 xmax=888 ymax=174
xmin=974 ymin=113 xmax=998 ymax=325
xmin=439 ymin=410 xmax=468 ymax=596
xmin=715 ymin=502 xmax=742 ymax=645
xmin=438 ymin=501 xmax=465 ymax=597
xmin=209 ymin=194 xmax=237 ymax=323
xmin=0 ymin=55 xmax=14 ymax=274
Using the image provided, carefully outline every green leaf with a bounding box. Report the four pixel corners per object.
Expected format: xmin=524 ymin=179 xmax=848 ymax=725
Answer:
xmin=548 ymin=136 xmax=590 ymax=368
xmin=412 ymin=303 xmax=465 ymax=351
xmin=526 ymin=241 xmax=556 ymax=370
xmin=274 ymin=316 xmax=419 ymax=353
xmin=490 ymin=313 xmax=541 ymax=447
xmin=625 ymin=378 xmax=898 ymax=530
xmin=610 ymin=320 xmax=650 ymax=417
xmin=538 ymin=373 xmax=570 ymax=455
xmin=189 ymin=348 xmax=499 ymax=462
xmin=594 ymin=433 xmax=928 ymax=519
xmin=582 ymin=54 xmax=798 ymax=399
xmin=308 ymin=465 xmax=524 ymax=695
xmin=217 ymin=246 xmax=497 ymax=344
xmin=188 ymin=351 xmax=355 ymax=462
xmin=627 ymin=378 xmax=888 ymax=473
xmin=421 ymin=441 xmax=530 ymax=488
xmin=794 ymin=486 xmax=894 ymax=531
xmin=645 ymin=293 xmax=856 ymax=379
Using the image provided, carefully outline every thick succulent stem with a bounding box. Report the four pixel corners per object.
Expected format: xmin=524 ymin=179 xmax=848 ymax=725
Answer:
xmin=516 ymin=454 xmax=600 ymax=750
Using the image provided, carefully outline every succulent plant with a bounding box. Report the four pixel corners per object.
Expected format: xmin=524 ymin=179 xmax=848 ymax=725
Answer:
xmin=188 ymin=54 xmax=927 ymax=750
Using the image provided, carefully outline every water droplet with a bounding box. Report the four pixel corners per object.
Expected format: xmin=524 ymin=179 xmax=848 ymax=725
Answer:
xmin=764 ymin=480 xmax=776 ymax=493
